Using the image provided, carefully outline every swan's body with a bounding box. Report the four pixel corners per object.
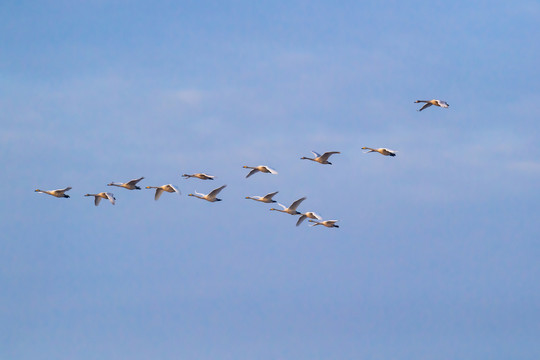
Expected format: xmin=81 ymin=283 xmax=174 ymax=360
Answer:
xmin=301 ymin=151 xmax=340 ymax=165
xmin=362 ymin=147 xmax=397 ymax=157
xmin=309 ymin=219 xmax=339 ymax=228
xmin=188 ymin=185 xmax=226 ymax=202
xmin=414 ymin=99 xmax=449 ymax=111
xmin=146 ymin=184 xmax=181 ymax=201
xmin=296 ymin=212 xmax=322 ymax=226
xmin=182 ymin=173 xmax=215 ymax=180
xmin=84 ymin=192 xmax=116 ymax=206
xmin=270 ymin=197 xmax=306 ymax=215
xmin=35 ymin=187 xmax=72 ymax=198
xmin=245 ymin=191 xmax=279 ymax=203
xmin=243 ymin=165 xmax=278 ymax=178
xmin=107 ymin=177 xmax=144 ymax=190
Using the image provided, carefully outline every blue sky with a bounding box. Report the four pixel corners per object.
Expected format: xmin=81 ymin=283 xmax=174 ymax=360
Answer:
xmin=1 ymin=1 xmax=539 ymax=359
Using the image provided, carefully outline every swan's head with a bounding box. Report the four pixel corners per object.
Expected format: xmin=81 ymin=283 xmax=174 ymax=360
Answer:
xmin=107 ymin=183 xmax=113 ymax=186
xmin=145 ymin=186 xmax=151 ymax=189
xmin=245 ymin=196 xmax=250 ymax=199
xmin=34 ymin=189 xmax=40 ymax=192
xmin=188 ymin=193 xmax=194 ymax=197
xmin=300 ymin=157 xmax=307 ymax=160
xmin=361 ymin=147 xmax=367 ymax=150
xmin=269 ymin=208 xmax=277 ymax=211
xmin=242 ymin=166 xmax=249 ymax=168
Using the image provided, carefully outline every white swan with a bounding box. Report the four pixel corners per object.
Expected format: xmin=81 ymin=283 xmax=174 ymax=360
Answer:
xmin=296 ymin=212 xmax=322 ymax=226
xmin=308 ymin=219 xmax=339 ymax=228
xmin=301 ymin=151 xmax=340 ymax=165
xmin=182 ymin=173 xmax=215 ymax=180
xmin=107 ymin=177 xmax=144 ymax=190
xmin=414 ymin=99 xmax=449 ymax=111
xmin=361 ymin=147 xmax=396 ymax=157
xmin=35 ymin=187 xmax=72 ymax=198
xmin=84 ymin=192 xmax=116 ymax=206
xmin=146 ymin=184 xmax=181 ymax=201
xmin=245 ymin=191 xmax=279 ymax=203
xmin=188 ymin=185 xmax=226 ymax=202
xmin=243 ymin=165 xmax=278 ymax=178
xmin=270 ymin=197 xmax=306 ymax=215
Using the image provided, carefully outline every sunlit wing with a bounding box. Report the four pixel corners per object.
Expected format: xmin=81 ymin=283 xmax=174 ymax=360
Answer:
xmin=105 ymin=193 xmax=116 ymax=205
xmin=296 ymin=215 xmax=307 ymax=226
xmin=127 ymin=177 xmax=144 ymax=186
xmin=418 ymin=103 xmax=432 ymax=111
xmin=289 ymin=197 xmax=306 ymax=211
xmin=263 ymin=191 xmax=278 ymax=200
xmin=264 ymin=166 xmax=278 ymax=175
xmin=246 ymin=169 xmax=258 ymax=178
xmin=320 ymin=151 xmax=340 ymax=161
xmin=208 ymin=185 xmax=226 ymax=198
xmin=154 ymin=188 xmax=164 ymax=201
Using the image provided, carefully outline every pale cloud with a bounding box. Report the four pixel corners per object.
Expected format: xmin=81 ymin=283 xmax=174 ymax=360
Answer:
xmin=508 ymin=160 xmax=540 ymax=174
xmin=173 ymin=89 xmax=204 ymax=106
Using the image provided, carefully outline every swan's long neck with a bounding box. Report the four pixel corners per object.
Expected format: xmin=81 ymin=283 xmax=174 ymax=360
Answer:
xmin=301 ymin=157 xmax=315 ymax=161
xmin=108 ymin=183 xmax=122 ymax=187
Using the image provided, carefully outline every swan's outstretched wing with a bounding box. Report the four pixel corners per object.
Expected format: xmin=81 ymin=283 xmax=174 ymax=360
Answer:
xmin=94 ymin=196 xmax=102 ymax=206
xmin=437 ymin=100 xmax=449 ymax=107
xmin=201 ymin=173 xmax=215 ymax=179
xmin=320 ymin=151 xmax=340 ymax=162
xmin=262 ymin=191 xmax=279 ymax=201
xmin=296 ymin=215 xmax=307 ymax=226
xmin=126 ymin=177 xmax=144 ymax=186
xmin=276 ymin=202 xmax=287 ymax=210
xmin=264 ymin=166 xmax=278 ymax=175
xmin=418 ymin=103 xmax=432 ymax=111
xmin=311 ymin=151 xmax=321 ymax=158
xmin=169 ymin=184 xmax=181 ymax=195
xmin=208 ymin=185 xmax=227 ymax=198
xmin=289 ymin=197 xmax=307 ymax=211
xmin=56 ymin=186 xmax=72 ymax=193
xmin=311 ymin=212 xmax=323 ymax=220
xmin=105 ymin=193 xmax=116 ymax=205
xmin=154 ymin=188 xmax=164 ymax=201
xmin=246 ymin=169 xmax=259 ymax=178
